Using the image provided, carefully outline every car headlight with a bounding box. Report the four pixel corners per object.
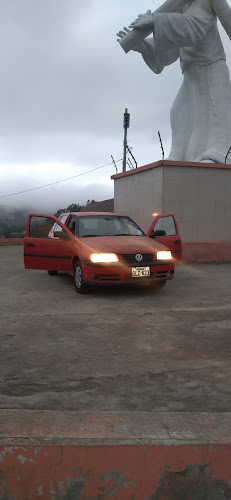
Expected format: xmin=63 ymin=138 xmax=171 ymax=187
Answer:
xmin=157 ymin=251 xmax=172 ymax=260
xmin=90 ymin=253 xmax=119 ymax=263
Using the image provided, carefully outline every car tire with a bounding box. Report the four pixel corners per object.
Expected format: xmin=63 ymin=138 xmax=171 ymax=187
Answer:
xmin=151 ymin=280 xmax=166 ymax=289
xmin=74 ymin=260 xmax=88 ymax=294
xmin=47 ymin=271 xmax=58 ymax=276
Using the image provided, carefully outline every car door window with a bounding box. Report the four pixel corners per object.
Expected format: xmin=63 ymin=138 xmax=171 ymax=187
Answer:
xmin=154 ymin=216 xmax=177 ymax=236
xmin=49 ymin=215 xmax=68 ymax=237
xmin=67 ymin=217 xmax=76 ymax=234
xmin=29 ymin=216 xmax=66 ymax=239
xmin=59 ymin=214 xmax=68 ymax=225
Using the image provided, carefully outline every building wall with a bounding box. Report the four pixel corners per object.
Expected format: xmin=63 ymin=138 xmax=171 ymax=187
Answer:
xmin=113 ymin=161 xmax=231 ymax=242
xmin=163 ymin=166 xmax=231 ymax=241
xmin=114 ymin=166 xmax=163 ymax=232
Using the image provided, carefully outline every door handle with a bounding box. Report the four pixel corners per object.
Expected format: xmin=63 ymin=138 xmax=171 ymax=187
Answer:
xmin=174 ymin=240 xmax=181 ymax=244
xmin=25 ymin=243 xmax=35 ymax=247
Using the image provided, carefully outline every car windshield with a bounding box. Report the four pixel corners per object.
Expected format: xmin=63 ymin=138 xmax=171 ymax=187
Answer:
xmin=78 ymin=215 xmax=145 ymax=238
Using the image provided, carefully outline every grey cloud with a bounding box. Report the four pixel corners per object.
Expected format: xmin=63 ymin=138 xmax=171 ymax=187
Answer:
xmin=0 ymin=0 xmax=168 ymax=137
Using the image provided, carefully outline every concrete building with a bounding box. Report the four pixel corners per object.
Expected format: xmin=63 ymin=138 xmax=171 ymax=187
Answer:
xmin=112 ymin=160 xmax=231 ymax=262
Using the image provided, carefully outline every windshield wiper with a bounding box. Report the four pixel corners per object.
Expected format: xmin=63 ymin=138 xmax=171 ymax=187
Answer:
xmin=103 ymin=233 xmax=132 ymax=236
xmin=80 ymin=233 xmax=141 ymax=237
xmin=116 ymin=233 xmax=144 ymax=236
xmin=80 ymin=234 xmax=100 ymax=238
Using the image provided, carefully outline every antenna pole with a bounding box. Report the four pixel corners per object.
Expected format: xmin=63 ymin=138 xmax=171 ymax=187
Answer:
xmin=123 ymin=108 xmax=130 ymax=172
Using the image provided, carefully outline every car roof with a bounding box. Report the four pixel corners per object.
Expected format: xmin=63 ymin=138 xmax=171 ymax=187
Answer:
xmin=60 ymin=212 xmax=124 ymax=217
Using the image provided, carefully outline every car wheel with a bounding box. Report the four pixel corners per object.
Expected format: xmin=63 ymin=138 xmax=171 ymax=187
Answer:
xmin=47 ymin=271 xmax=58 ymax=276
xmin=151 ymin=280 xmax=166 ymax=289
xmin=74 ymin=260 xmax=88 ymax=293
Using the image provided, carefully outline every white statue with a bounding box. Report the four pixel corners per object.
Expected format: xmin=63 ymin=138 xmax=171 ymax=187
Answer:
xmin=117 ymin=0 xmax=231 ymax=163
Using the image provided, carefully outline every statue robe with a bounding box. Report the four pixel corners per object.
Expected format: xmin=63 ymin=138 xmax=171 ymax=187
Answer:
xmin=136 ymin=0 xmax=231 ymax=163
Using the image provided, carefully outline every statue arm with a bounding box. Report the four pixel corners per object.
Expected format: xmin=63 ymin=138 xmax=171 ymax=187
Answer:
xmin=135 ymin=38 xmax=179 ymax=74
xmin=118 ymin=0 xmax=184 ymax=53
xmin=210 ymin=0 xmax=231 ymax=41
xmin=153 ymin=11 xmax=214 ymax=51
xmin=119 ymin=0 xmax=215 ymax=53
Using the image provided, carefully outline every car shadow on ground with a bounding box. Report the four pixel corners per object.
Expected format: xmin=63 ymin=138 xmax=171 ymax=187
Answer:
xmin=54 ymin=272 xmax=170 ymax=298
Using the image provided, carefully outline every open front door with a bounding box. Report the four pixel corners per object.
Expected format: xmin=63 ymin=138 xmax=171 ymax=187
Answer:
xmin=146 ymin=214 xmax=182 ymax=261
xmin=24 ymin=213 xmax=74 ymax=273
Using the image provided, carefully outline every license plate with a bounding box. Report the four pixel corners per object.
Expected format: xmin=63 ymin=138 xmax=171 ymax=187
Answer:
xmin=132 ymin=266 xmax=150 ymax=278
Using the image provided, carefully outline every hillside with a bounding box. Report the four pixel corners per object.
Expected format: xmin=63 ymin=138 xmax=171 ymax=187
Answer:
xmin=0 ymin=207 xmax=28 ymax=238
xmin=80 ymin=199 xmax=114 ymax=213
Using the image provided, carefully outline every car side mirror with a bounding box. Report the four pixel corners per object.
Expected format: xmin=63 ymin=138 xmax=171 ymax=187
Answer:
xmin=150 ymin=229 xmax=166 ymax=238
xmin=53 ymin=231 xmax=70 ymax=241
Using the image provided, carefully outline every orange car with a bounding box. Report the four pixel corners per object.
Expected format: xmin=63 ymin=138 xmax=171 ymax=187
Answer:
xmin=24 ymin=212 xmax=175 ymax=293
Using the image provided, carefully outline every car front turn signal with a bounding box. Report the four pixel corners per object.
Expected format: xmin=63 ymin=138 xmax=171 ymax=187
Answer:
xmin=90 ymin=253 xmax=119 ymax=263
xmin=157 ymin=251 xmax=172 ymax=260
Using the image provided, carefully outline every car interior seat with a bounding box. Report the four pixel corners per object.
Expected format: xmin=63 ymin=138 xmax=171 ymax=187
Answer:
xmin=103 ymin=219 xmax=117 ymax=236
xmin=68 ymin=220 xmax=76 ymax=234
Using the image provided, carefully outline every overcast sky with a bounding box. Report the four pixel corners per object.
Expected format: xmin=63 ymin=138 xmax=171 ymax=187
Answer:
xmin=1 ymin=0 xmax=231 ymax=212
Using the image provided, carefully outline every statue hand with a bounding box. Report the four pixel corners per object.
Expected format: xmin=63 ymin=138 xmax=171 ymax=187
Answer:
xmin=117 ymin=26 xmax=144 ymax=52
xmin=129 ymin=10 xmax=153 ymax=30
xmin=117 ymin=27 xmax=131 ymax=41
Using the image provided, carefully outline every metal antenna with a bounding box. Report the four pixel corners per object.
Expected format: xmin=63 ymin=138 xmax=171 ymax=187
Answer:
xmin=111 ymin=155 xmax=118 ymax=174
xmin=126 ymin=144 xmax=137 ymax=169
xmin=123 ymin=108 xmax=130 ymax=172
xmin=158 ymin=131 xmax=165 ymax=161
xmin=225 ymin=145 xmax=231 ymax=164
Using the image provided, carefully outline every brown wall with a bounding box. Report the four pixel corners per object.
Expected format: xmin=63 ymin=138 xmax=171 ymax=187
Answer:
xmin=0 ymin=238 xmax=24 ymax=246
xmin=0 ymin=443 xmax=231 ymax=499
xmin=182 ymin=241 xmax=231 ymax=263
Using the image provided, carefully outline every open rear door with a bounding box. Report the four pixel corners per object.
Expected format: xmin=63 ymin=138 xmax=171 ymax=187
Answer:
xmin=146 ymin=214 xmax=182 ymax=261
xmin=24 ymin=213 xmax=74 ymax=273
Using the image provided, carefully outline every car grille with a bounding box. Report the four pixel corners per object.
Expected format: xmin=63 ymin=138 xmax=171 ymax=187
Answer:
xmin=121 ymin=253 xmax=155 ymax=265
xmin=124 ymin=272 xmax=155 ymax=282
xmin=97 ymin=274 xmax=121 ymax=282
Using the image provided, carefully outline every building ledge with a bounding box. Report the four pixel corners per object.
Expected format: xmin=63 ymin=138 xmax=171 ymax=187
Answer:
xmin=111 ymin=159 xmax=231 ymax=180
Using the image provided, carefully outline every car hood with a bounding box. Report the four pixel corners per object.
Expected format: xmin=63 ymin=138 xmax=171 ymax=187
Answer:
xmin=80 ymin=235 xmax=168 ymax=254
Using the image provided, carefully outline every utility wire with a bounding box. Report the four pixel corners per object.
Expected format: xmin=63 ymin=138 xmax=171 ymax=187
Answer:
xmin=0 ymin=159 xmax=122 ymax=199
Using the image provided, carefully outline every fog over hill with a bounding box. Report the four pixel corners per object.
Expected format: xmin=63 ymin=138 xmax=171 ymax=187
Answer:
xmin=0 ymin=198 xmax=114 ymax=237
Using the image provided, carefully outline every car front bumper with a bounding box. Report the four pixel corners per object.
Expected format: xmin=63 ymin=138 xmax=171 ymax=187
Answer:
xmin=82 ymin=261 xmax=175 ymax=284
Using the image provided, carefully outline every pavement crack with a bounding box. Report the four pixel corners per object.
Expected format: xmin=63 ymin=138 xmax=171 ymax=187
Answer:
xmin=162 ymin=422 xmax=171 ymax=440
xmin=36 ymin=411 xmax=43 ymax=438
xmin=58 ymin=444 xmax=64 ymax=467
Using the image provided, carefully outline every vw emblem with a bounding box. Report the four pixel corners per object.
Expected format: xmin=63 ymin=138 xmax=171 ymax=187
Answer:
xmin=135 ymin=253 xmax=143 ymax=262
